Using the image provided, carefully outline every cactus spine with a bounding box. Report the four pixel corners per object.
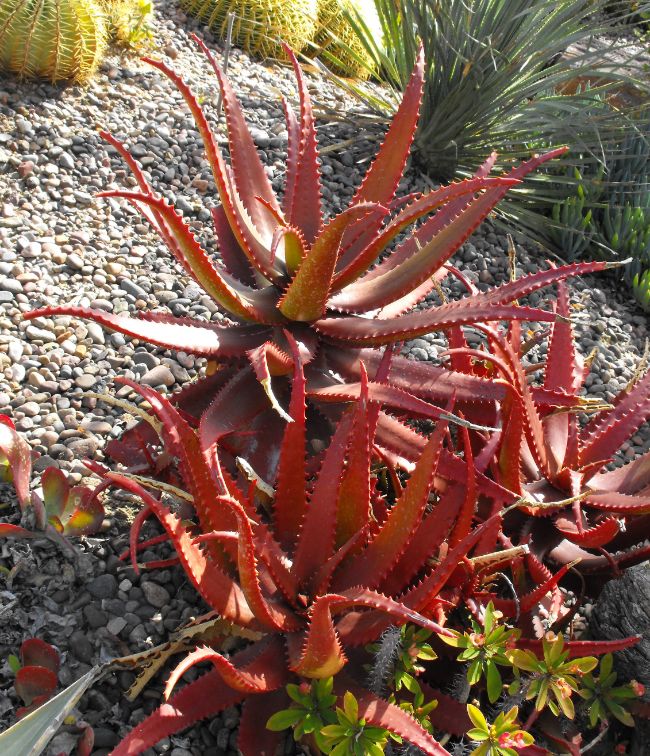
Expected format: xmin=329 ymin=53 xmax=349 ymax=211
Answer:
xmin=314 ymin=0 xmax=379 ymax=79
xmin=0 ymin=0 xmax=107 ymax=83
xmin=179 ymin=0 xmax=317 ymax=60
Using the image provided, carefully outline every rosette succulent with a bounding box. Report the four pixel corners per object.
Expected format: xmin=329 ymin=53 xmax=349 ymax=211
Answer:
xmin=25 ymin=38 xmax=610 ymax=483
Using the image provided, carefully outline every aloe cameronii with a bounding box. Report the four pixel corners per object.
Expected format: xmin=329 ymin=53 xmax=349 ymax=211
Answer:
xmin=24 ymin=38 xmax=611 ymax=479
xmin=445 ymin=279 xmax=650 ymax=581
xmin=90 ymin=341 xmax=542 ymax=756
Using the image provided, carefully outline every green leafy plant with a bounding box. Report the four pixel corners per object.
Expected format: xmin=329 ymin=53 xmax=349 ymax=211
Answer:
xmin=577 ymin=653 xmax=644 ymax=728
xmin=178 ymin=0 xmax=318 ymax=60
xmin=466 ymin=704 xmax=534 ymax=756
xmin=102 ymin=0 xmax=154 ymax=48
xmin=441 ymin=602 xmax=519 ymax=703
xmin=267 ymin=678 xmax=338 ymax=751
xmin=507 ymin=633 xmax=598 ymax=719
xmin=320 ymin=690 xmax=390 ymax=755
xmin=0 ymin=0 xmax=107 ymax=82
xmin=0 ymin=415 xmax=105 ymax=548
xmin=25 ymin=37 xmax=612 ymax=487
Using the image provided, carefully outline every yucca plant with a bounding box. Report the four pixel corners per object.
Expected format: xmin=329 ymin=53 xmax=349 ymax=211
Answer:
xmin=446 ymin=279 xmax=650 ymax=583
xmin=0 ymin=0 xmax=107 ymax=82
xmin=25 ymin=38 xmax=612 ymax=485
xmin=87 ymin=348 xmax=528 ymax=755
xmin=329 ymin=0 xmax=648 ymax=245
xmin=179 ymin=0 xmax=318 ymax=60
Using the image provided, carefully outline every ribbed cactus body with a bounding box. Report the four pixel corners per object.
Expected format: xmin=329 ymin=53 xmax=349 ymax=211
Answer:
xmin=314 ymin=0 xmax=380 ymax=79
xmin=180 ymin=0 xmax=317 ymax=60
xmin=0 ymin=0 xmax=107 ymax=82
xmin=100 ymin=0 xmax=153 ymax=48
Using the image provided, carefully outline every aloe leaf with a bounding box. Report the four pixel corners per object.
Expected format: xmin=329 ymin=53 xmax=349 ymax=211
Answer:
xmin=23 ymin=306 xmax=271 ymax=357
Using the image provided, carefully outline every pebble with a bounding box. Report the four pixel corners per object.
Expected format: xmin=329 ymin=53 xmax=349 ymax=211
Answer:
xmin=65 ymin=252 xmax=84 ymax=270
xmin=141 ymin=580 xmax=171 ymax=609
xmin=87 ymin=574 xmax=118 ymax=600
xmin=140 ymin=365 xmax=175 ymax=387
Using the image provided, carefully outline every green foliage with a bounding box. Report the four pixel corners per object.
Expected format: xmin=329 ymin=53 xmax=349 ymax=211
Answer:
xmin=267 ymin=678 xmax=338 ymax=751
xmin=441 ymin=602 xmax=519 ymax=703
xmin=577 ymin=653 xmax=643 ymax=728
xmin=101 ymin=0 xmax=154 ymax=48
xmin=466 ymin=704 xmax=534 ymax=756
xmin=507 ymin=633 xmax=598 ymax=719
xmin=339 ymin=0 xmax=644 ymax=173
xmin=179 ymin=0 xmax=317 ymax=60
xmin=548 ymin=114 xmax=650 ymax=305
xmin=321 ymin=691 xmax=390 ymax=755
xmin=368 ymin=625 xmax=437 ymax=694
xmin=0 ymin=0 xmax=107 ymax=82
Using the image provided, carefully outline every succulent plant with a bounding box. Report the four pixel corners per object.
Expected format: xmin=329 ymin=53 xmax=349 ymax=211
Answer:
xmin=11 ymin=639 xmax=60 ymax=719
xmin=101 ymin=0 xmax=154 ymax=48
xmin=25 ymin=39 xmax=611 ymax=487
xmin=179 ymin=0 xmax=318 ymax=60
xmin=313 ymin=0 xmax=379 ymax=79
xmin=0 ymin=0 xmax=107 ymax=82
xmin=0 ymin=415 xmax=105 ymax=547
xmin=446 ymin=279 xmax=650 ymax=587
xmin=92 ymin=351 xmax=518 ymax=755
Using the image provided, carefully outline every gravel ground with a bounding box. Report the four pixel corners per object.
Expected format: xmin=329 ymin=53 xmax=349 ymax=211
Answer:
xmin=0 ymin=1 xmax=649 ymax=754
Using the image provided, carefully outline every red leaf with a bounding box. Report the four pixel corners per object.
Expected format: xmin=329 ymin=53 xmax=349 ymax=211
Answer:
xmin=0 ymin=418 xmax=32 ymax=509
xmin=193 ymin=35 xmax=283 ymax=245
xmin=165 ymin=637 xmax=287 ymax=699
xmin=281 ymin=45 xmax=323 ymax=245
xmin=15 ymin=666 xmax=57 ymax=707
xmin=238 ymin=690 xmax=287 ymax=756
xmin=109 ymin=667 xmax=247 ymax=755
xmin=279 ymin=202 xmax=381 ymax=321
xmin=24 ymin=306 xmax=271 ymax=357
xmin=334 ymin=420 xmax=448 ymax=592
xmin=336 ymin=675 xmax=451 ymax=755
xmin=273 ymin=334 xmax=308 ymax=550
xmin=20 ymin=639 xmax=60 ymax=675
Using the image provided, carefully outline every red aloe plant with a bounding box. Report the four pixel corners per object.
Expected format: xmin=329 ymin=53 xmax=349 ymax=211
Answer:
xmin=444 ymin=279 xmax=650 ymax=585
xmin=23 ymin=38 xmax=614 ymax=483
xmin=90 ymin=341 xmax=538 ymax=756
xmin=0 ymin=415 xmax=104 ymax=546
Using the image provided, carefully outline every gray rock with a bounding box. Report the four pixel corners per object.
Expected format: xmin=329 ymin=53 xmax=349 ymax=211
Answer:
xmin=590 ymin=562 xmax=650 ymax=692
xmin=87 ymin=573 xmax=118 ymax=600
xmin=141 ymin=580 xmax=171 ymax=608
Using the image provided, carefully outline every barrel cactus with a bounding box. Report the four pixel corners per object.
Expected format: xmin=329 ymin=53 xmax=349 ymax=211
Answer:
xmin=314 ymin=0 xmax=380 ymax=79
xmin=101 ymin=0 xmax=154 ymax=48
xmin=0 ymin=0 xmax=107 ymax=83
xmin=179 ymin=0 xmax=317 ymax=60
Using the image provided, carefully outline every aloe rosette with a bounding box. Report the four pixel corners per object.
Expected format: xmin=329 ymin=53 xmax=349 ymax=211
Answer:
xmin=445 ymin=279 xmax=650 ymax=585
xmin=25 ymin=38 xmax=611 ymax=482
xmin=91 ymin=341 xmax=537 ymax=755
